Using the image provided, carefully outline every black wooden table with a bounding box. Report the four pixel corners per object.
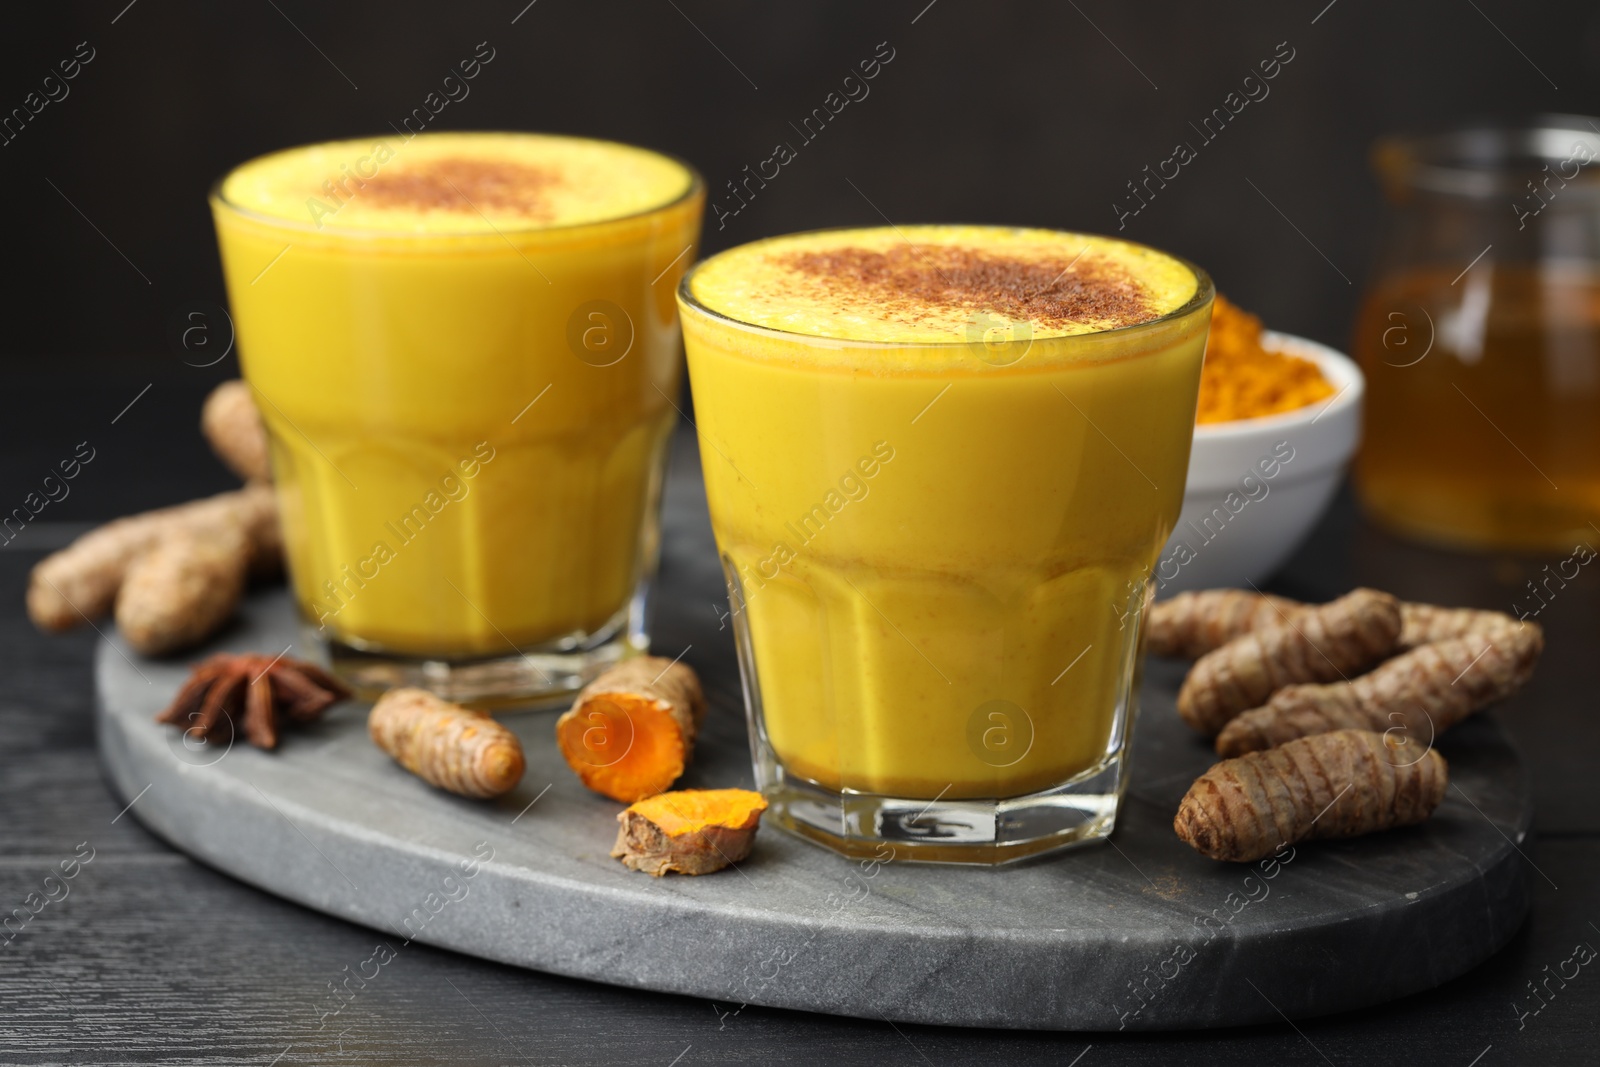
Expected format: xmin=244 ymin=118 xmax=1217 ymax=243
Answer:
xmin=2 ymin=364 xmax=1597 ymax=1064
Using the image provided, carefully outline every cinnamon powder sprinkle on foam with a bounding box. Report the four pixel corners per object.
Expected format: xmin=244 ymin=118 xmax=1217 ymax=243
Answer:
xmin=779 ymin=244 xmax=1157 ymax=332
xmin=357 ymin=157 xmax=561 ymax=220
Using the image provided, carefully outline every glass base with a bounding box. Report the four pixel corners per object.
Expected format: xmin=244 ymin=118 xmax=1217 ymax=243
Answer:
xmin=762 ymin=750 xmax=1129 ymax=866
xmin=302 ymin=595 xmax=649 ymax=710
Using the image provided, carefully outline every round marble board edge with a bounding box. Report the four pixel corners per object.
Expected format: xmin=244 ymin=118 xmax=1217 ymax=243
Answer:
xmin=95 ymin=588 xmax=1531 ymax=1031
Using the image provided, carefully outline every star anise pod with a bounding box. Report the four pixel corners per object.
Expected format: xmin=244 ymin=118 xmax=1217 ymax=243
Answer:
xmin=156 ymin=652 xmax=351 ymax=750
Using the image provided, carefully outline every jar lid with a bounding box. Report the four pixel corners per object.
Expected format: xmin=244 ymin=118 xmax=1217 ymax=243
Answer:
xmin=1374 ymin=115 xmax=1600 ymax=199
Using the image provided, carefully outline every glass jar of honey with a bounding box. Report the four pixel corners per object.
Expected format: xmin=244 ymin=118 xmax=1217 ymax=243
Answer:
xmin=1354 ymin=116 xmax=1600 ymax=552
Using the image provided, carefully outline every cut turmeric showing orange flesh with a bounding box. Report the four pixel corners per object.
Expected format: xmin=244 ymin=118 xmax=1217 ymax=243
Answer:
xmin=555 ymin=656 xmax=706 ymax=802
xmin=612 ymin=788 xmax=768 ymax=876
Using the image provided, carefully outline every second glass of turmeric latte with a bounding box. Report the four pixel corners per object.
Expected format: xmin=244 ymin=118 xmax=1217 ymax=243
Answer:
xmin=679 ymin=225 xmax=1212 ymax=863
xmin=212 ymin=133 xmax=705 ymax=703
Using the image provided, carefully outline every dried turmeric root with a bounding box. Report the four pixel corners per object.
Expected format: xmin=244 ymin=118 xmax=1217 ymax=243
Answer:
xmin=612 ymin=788 xmax=767 ymax=876
xmin=201 ymin=380 xmax=272 ymax=484
xmin=1397 ymin=602 xmax=1524 ymax=650
xmin=28 ymin=484 xmax=281 ymax=654
xmin=1146 ymin=590 xmax=1305 ymax=659
xmin=116 ymin=523 xmax=250 ymax=656
xmin=556 ymin=656 xmax=706 ymax=802
xmin=1176 ymin=588 xmax=1402 ymax=736
xmin=1149 ymin=590 xmax=1521 ymax=658
xmin=369 ymin=688 xmax=525 ymax=799
xmin=1214 ymin=625 xmax=1543 ymax=757
xmin=1174 ymin=729 xmax=1448 ymax=862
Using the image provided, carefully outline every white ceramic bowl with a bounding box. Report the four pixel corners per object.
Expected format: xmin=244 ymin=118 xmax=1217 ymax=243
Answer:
xmin=1153 ymin=332 xmax=1364 ymax=597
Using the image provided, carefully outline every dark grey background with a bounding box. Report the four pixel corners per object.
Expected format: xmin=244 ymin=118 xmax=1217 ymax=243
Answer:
xmin=2 ymin=0 xmax=1596 ymax=521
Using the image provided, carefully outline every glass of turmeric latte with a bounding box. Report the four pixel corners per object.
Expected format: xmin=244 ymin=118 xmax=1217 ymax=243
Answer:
xmin=680 ymin=226 xmax=1212 ymax=862
xmin=212 ymin=133 xmax=704 ymax=703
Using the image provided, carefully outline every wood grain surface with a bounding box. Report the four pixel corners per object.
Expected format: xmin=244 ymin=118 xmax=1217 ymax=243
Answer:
xmin=2 ymin=427 xmax=1597 ymax=1064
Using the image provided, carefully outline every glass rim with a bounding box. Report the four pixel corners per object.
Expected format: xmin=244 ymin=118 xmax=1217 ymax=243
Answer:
xmin=208 ymin=130 xmax=706 ymax=240
xmin=676 ymin=224 xmax=1214 ymax=351
xmin=1373 ymin=114 xmax=1600 ymax=199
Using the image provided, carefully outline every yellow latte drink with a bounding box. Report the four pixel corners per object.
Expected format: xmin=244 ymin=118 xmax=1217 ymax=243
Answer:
xmin=213 ymin=133 xmax=703 ymax=701
xmin=680 ymin=226 xmax=1210 ymax=862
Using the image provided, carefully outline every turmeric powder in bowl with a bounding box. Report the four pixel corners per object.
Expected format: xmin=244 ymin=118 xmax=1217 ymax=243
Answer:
xmin=1196 ymin=295 xmax=1335 ymax=424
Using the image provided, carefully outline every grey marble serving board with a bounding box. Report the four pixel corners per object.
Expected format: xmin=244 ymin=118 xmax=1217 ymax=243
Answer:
xmin=95 ymin=439 xmax=1531 ymax=1031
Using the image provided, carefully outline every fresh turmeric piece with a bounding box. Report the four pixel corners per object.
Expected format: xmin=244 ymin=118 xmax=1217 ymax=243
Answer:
xmin=1215 ymin=625 xmax=1543 ymax=757
xmin=556 ymin=656 xmax=706 ymax=803
xmin=612 ymin=788 xmax=767 ymax=876
xmin=27 ymin=483 xmax=281 ymax=653
xmin=1149 ymin=590 xmax=1522 ymax=659
xmin=201 ymin=380 xmax=272 ymax=484
xmin=1147 ymin=589 xmax=1305 ymax=659
xmin=369 ymin=688 xmax=525 ymax=799
xmin=1195 ymin=295 xmax=1336 ymax=424
xmin=1174 ymin=729 xmax=1448 ymax=862
xmin=1176 ymin=588 xmax=1402 ymax=736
